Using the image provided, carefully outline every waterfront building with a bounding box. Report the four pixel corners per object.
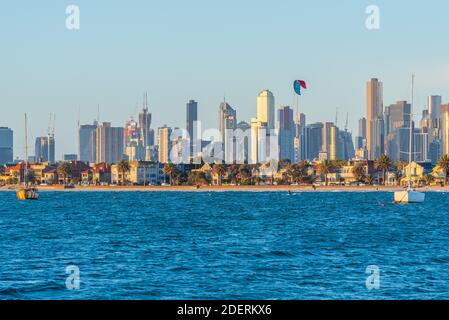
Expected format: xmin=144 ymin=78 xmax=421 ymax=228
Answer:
xmin=111 ymin=161 xmax=163 ymax=185
xmin=0 ymin=127 xmax=13 ymax=164
xmin=35 ymin=136 xmax=55 ymax=164
xmin=78 ymin=122 xmax=98 ymax=163
xmin=96 ymin=122 xmax=124 ymax=164
xmin=366 ymin=78 xmax=384 ymax=160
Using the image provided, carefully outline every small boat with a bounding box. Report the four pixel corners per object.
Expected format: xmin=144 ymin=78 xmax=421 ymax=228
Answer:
xmin=17 ymin=113 xmax=39 ymax=201
xmin=394 ymin=189 xmax=425 ymax=204
xmin=17 ymin=187 xmax=39 ymax=200
xmin=393 ymin=75 xmax=424 ymax=204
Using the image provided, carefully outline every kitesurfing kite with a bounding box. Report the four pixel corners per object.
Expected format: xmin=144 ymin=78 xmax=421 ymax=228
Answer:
xmin=293 ymin=80 xmax=307 ymax=95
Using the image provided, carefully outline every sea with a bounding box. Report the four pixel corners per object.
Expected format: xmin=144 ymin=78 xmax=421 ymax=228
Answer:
xmin=1 ymin=190 xmax=449 ymax=300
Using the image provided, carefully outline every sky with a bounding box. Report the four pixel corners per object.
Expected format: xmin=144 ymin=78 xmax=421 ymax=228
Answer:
xmin=1 ymin=0 xmax=449 ymax=159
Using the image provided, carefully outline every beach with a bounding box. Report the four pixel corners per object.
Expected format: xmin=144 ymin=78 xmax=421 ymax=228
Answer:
xmin=1 ymin=184 xmax=447 ymax=193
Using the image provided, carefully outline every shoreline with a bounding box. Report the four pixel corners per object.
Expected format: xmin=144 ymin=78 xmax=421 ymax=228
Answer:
xmin=1 ymin=185 xmax=448 ymax=193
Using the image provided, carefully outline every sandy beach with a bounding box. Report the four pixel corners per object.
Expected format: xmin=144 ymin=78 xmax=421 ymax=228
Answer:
xmin=1 ymin=185 xmax=448 ymax=193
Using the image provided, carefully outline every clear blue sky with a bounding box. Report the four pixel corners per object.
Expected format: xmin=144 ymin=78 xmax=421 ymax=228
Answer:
xmin=1 ymin=0 xmax=449 ymax=159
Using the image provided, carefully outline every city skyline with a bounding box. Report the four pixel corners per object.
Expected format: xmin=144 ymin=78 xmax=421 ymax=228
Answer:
xmin=1 ymin=1 xmax=449 ymax=159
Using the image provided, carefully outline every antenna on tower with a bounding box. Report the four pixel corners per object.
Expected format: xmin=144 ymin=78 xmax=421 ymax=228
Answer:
xmin=335 ymin=107 xmax=339 ymax=126
xmin=97 ymin=104 xmax=100 ymax=123
xmin=345 ymin=112 xmax=349 ymax=132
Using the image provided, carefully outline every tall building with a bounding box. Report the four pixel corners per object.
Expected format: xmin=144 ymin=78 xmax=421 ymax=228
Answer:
xmin=218 ymin=100 xmax=237 ymax=159
xmin=186 ymin=99 xmax=198 ymax=158
xmin=428 ymin=95 xmax=442 ymax=141
xmin=339 ymin=130 xmax=355 ymax=160
xmin=125 ymin=118 xmax=145 ymax=161
xmin=0 ymin=127 xmax=13 ymax=164
xmin=359 ymin=117 xmax=367 ymax=140
xmin=139 ymin=93 xmax=152 ymax=149
xmin=384 ymin=101 xmax=411 ymax=162
xmin=329 ymin=125 xmax=339 ymax=161
xmin=78 ymin=122 xmax=97 ymax=163
xmin=321 ymin=122 xmax=335 ymax=158
xmin=441 ymin=108 xmax=449 ymax=157
xmin=158 ymin=125 xmax=172 ymax=164
xmin=250 ymin=118 xmax=268 ymax=164
xmin=96 ymin=122 xmax=124 ymax=164
xmin=366 ymin=78 xmax=384 ymax=160
xmin=35 ymin=136 xmax=55 ymax=163
xmin=306 ymin=123 xmax=324 ymax=160
xmin=236 ymin=121 xmax=251 ymax=163
xmin=294 ymin=113 xmax=306 ymax=162
xmin=256 ymin=90 xmax=275 ymax=129
xmin=278 ymin=106 xmax=295 ymax=162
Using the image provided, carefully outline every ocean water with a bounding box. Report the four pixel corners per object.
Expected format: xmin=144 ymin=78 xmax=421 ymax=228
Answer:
xmin=1 ymin=190 xmax=449 ymax=300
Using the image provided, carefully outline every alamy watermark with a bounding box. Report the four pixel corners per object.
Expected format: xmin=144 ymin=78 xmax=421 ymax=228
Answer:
xmin=365 ymin=5 xmax=380 ymax=30
xmin=66 ymin=265 xmax=80 ymax=290
xmin=66 ymin=5 xmax=80 ymax=30
xmin=365 ymin=265 xmax=380 ymax=290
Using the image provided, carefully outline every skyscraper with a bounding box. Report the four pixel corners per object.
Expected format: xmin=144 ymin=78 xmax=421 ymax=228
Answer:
xmin=441 ymin=107 xmax=449 ymax=157
xmin=96 ymin=122 xmax=124 ymax=164
xmin=329 ymin=125 xmax=339 ymax=161
xmin=307 ymin=123 xmax=324 ymax=160
xmin=35 ymin=136 xmax=55 ymax=163
xmin=0 ymin=127 xmax=13 ymax=164
xmin=236 ymin=121 xmax=251 ymax=163
xmin=366 ymin=78 xmax=384 ymax=160
xmin=256 ymin=90 xmax=275 ymax=130
xmin=186 ymin=99 xmax=198 ymax=158
xmin=384 ymin=101 xmax=411 ymax=162
xmin=278 ymin=106 xmax=295 ymax=162
xmin=139 ymin=92 xmax=152 ymax=149
xmin=125 ymin=118 xmax=145 ymax=161
xmin=250 ymin=118 xmax=268 ymax=164
xmin=428 ymin=95 xmax=442 ymax=139
xmin=78 ymin=122 xmax=98 ymax=163
xmin=219 ymin=100 xmax=237 ymax=159
xmin=158 ymin=125 xmax=172 ymax=164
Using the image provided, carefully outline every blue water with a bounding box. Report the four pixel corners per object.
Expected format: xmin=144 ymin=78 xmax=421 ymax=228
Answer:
xmin=1 ymin=190 xmax=449 ymax=300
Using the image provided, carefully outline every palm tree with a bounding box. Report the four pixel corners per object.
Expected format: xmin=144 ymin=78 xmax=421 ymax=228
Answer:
xmin=352 ymin=163 xmax=365 ymax=183
xmin=285 ymin=164 xmax=296 ymax=184
xmin=57 ymin=162 xmax=72 ymax=185
xmin=212 ymin=164 xmax=227 ymax=185
xmin=163 ymin=163 xmax=177 ymax=185
xmin=438 ymin=155 xmax=449 ymax=186
xmin=317 ymin=160 xmax=333 ymax=186
xmin=365 ymin=175 xmax=375 ymax=185
xmin=375 ymin=155 xmax=392 ymax=185
xmin=117 ymin=160 xmax=130 ymax=185
xmin=424 ymin=174 xmax=434 ymax=186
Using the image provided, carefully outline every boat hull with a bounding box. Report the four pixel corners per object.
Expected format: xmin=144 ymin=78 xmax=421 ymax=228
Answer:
xmin=394 ymin=190 xmax=425 ymax=204
xmin=17 ymin=188 xmax=39 ymax=200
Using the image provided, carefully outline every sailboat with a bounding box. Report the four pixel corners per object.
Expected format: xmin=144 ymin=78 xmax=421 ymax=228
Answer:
xmin=394 ymin=75 xmax=425 ymax=204
xmin=16 ymin=113 xmax=39 ymax=200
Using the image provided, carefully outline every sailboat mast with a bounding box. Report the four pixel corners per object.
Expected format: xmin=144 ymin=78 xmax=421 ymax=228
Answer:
xmin=408 ymin=75 xmax=414 ymax=190
xmin=24 ymin=113 xmax=28 ymax=187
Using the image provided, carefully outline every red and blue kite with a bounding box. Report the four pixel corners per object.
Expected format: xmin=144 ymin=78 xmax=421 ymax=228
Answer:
xmin=293 ymin=80 xmax=307 ymax=95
